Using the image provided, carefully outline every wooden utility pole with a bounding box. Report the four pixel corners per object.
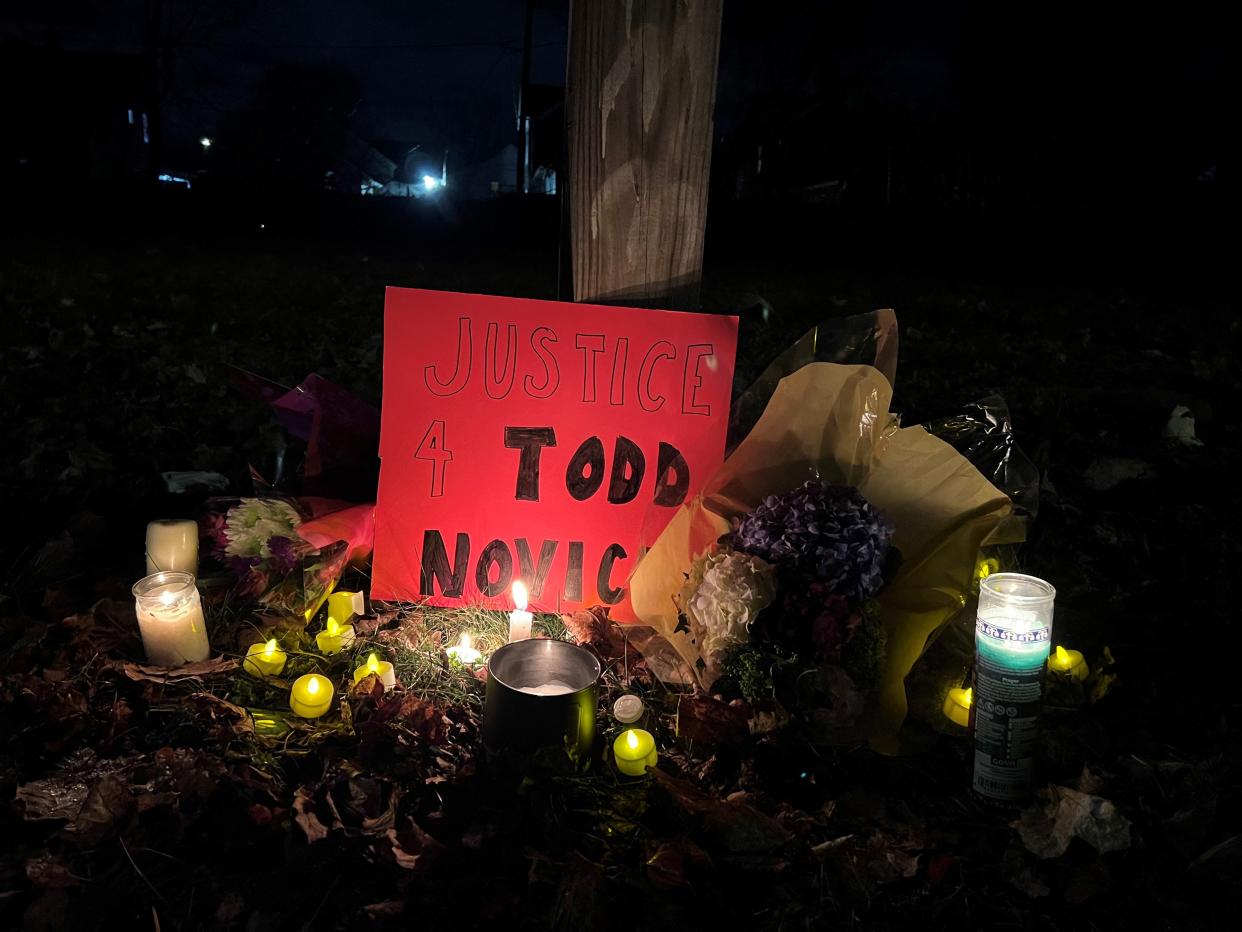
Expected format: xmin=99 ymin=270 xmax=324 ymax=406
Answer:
xmin=566 ymin=0 xmax=723 ymax=309
xmin=516 ymin=0 xmax=535 ymax=195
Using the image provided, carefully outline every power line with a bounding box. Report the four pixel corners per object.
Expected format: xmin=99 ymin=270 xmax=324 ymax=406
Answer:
xmin=172 ymin=39 xmax=566 ymax=52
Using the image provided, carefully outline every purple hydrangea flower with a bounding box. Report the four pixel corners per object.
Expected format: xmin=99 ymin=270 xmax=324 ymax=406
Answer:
xmin=267 ymin=536 xmax=303 ymax=576
xmin=731 ymin=481 xmax=894 ymax=601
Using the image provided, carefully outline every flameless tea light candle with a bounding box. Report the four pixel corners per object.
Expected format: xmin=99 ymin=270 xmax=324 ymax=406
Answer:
xmin=132 ymin=571 xmax=210 ymax=667
xmin=613 ymin=728 xmax=658 ymax=777
xmin=975 ymin=556 xmax=999 ymax=584
xmin=446 ymin=633 xmax=483 ymax=666
xmin=942 ymin=686 xmax=972 ymax=727
xmin=508 ymin=580 xmax=533 ymax=642
xmin=612 ymin=694 xmax=645 ymax=724
xmin=353 ymin=651 xmax=397 ymax=690
xmin=1047 ymin=645 xmax=1088 ymax=681
xmin=145 ymin=519 xmax=199 ymax=576
xmin=289 ymin=674 xmax=334 ymax=718
xmin=326 ymin=590 xmax=365 ymax=628
xmin=243 ymin=638 xmax=287 ymax=678
xmin=315 ymin=617 xmax=356 ymax=655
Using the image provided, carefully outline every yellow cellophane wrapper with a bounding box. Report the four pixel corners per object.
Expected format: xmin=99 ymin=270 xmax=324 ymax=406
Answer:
xmin=629 ymin=363 xmax=1012 ymax=753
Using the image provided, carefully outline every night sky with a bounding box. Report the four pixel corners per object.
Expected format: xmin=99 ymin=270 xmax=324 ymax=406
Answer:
xmin=0 ymin=0 xmax=570 ymax=159
xmin=0 ymin=1 xmax=1225 ymax=226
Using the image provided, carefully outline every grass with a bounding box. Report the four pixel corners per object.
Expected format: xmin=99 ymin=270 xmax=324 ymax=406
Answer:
xmin=194 ymin=591 xmax=576 ymax=746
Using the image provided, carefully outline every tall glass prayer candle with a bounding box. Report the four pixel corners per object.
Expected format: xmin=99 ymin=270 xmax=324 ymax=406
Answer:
xmin=145 ymin=519 xmax=199 ymax=576
xmin=132 ymin=572 xmax=210 ymax=667
xmin=972 ymin=573 xmax=1055 ymax=802
xmin=508 ymin=581 xmax=533 ymax=642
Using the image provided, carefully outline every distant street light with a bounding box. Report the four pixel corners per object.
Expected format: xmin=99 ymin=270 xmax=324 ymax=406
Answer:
xmin=200 ymin=136 xmax=213 ymax=149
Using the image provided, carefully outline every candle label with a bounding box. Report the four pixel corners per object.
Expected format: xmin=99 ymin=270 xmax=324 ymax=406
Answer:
xmin=972 ymin=619 xmax=1051 ymax=801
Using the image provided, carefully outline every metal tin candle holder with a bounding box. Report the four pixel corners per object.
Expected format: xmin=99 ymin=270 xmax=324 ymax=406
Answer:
xmin=483 ymin=640 xmax=601 ymax=760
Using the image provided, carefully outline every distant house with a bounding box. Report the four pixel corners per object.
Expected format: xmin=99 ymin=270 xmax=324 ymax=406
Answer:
xmin=340 ymin=134 xmax=398 ymax=194
xmin=454 ymin=144 xmax=518 ymax=199
xmin=522 ymin=83 xmax=563 ymax=195
xmin=0 ymin=43 xmax=151 ymax=185
xmin=366 ymin=140 xmax=447 ymax=197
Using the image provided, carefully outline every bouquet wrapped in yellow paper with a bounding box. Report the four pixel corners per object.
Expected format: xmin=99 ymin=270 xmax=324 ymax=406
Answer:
xmin=629 ymin=360 xmax=1014 ymax=753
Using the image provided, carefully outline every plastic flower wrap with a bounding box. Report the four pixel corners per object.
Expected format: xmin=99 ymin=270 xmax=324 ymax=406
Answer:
xmin=675 ymin=548 xmax=776 ymax=674
xmin=200 ymin=496 xmax=349 ymax=620
xmin=630 ymin=362 xmax=1012 ymax=752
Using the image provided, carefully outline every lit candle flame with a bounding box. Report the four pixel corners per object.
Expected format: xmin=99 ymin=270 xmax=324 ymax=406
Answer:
xmin=459 ymin=632 xmax=473 ymax=650
xmin=1055 ymin=645 xmax=1069 ymax=664
xmin=307 ymin=677 xmax=320 ymax=695
xmin=327 ymin=618 xmax=339 ymax=636
xmin=513 ymin=580 xmax=528 ymax=612
xmin=626 ymin=730 xmax=639 ymax=750
xmin=160 ymin=590 xmax=175 ymax=605
xmin=367 ymin=652 xmax=379 ymax=673
xmin=264 ymin=638 xmax=277 ymax=657
xmin=962 ymin=687 xmax=972 ymax=707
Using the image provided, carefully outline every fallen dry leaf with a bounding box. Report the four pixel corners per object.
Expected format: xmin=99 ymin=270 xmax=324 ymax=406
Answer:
xmin=17 ymin=777 xmax=92 ymax=822
xmin=363 ymin=901 xmax=406 ymax=918
xmin=293 ymin=786 xmax=330 ymax=843
xmin=25 ymin=853 xmax=81 ymax=889
xmin=120 ymin=656 xmax=238 ymax=684
xmin=1014 ymin=785 xmax=1132 ymax=859
xmin=644 ymin=838 xmax=714 ymax=890
xmin=69 ymin=774 xmax=135 ymax=845
xmin=675 ymin=694 xmax=751 ymax=747
xmin=651 ymin=770 xmax=790 ymax=853
xmin=387 ymin=819 xmax=442 ymax=870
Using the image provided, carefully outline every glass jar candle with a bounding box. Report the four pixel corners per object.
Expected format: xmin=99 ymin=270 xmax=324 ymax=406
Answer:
xmin=132 ymin=571 xmax=210 ymax=667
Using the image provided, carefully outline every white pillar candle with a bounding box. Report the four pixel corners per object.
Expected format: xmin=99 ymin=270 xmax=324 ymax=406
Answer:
xmin=145 ymin=519 xmax=199 ymax=576
xmin=132 ymin=571 xmax=210 ymax=667
xmin=508 ymin=580 xmax=533 ymax=642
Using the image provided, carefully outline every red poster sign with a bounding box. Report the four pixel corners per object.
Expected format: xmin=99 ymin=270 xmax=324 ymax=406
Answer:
xmin=371 ymin=288 xmax=738 ymax=619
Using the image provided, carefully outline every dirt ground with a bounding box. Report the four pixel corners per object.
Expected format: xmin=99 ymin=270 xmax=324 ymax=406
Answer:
xmin=2 ymin=195 xmax=1238 ymax=929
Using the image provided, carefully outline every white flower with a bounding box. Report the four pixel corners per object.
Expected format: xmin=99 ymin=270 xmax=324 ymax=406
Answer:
xmin=224 ymin=498 xmax=302 ymax=558
xmin=676 ymin=547 xmax=776 ymax=664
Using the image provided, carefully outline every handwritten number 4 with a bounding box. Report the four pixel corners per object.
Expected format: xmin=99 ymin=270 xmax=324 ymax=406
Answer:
xmin=415 ymin=420 xmax=453 ymax=497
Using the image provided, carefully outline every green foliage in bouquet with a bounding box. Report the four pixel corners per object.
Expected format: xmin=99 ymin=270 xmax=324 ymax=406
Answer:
xmin=840 ymin=601 xmax=888 ymax=690
xmin=722 ymin=643 xmax=788 ymax=703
